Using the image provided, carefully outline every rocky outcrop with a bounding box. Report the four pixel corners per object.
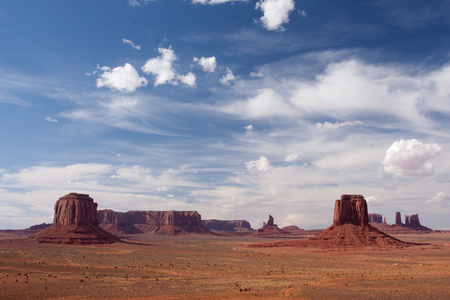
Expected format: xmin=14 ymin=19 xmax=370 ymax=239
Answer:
xmin=270 ymin=195 xmax=412 ymax=248
xmin=97 ymin=210 xmax=211 ymax=235
xmin=201 ymin=219 xmax=253 ymax=232
xmin=395 ymin=212 xmax=402 ymax=225
xmin=369 ymin=212 xmax=431 ymax=232
xmin=333 ymin=195 xmax=369 ymax=227
xmin=251 ymin=215 xmax=288 ymax=237
xmin=31 ymin=193 xmax=120 ymax=244
xmin=368 ymin=213 xmax=383 ymax=223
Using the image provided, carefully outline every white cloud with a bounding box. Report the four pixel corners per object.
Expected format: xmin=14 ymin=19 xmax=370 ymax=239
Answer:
xmin=194 ymin=56 xmax=217 ymax=72
xmin=97 ymin=63 xmax=148 ymax=92
xmin=316 ymin=120 xmax=363 ymax=129
xmin=381 ymin=139 xmax=442 ymax=178
xmin=221 ymin=88 xmax=295 ymax=118
xmin=366 ymin=194 xmax=387 ymax=207
xmin=122 ymin=38 xmax=141 ymax=50
xmin=220 ymin=67 xmax=236 ymax=86
xmin=250 ymin=71 xmax=263 ymax=78
xmin=244 ymin=124 xmax=254 ymax=131
xmin=285 ymin=152 xmax=299 ymax=162
xmin=255 ymin=0 xmax=295 ymax=31
xmin=44 ymin=116 xmax=58 ymax=123
xmin=177 ymin=72 xmax=197 ymax=87
xmin=142 ymin=47 xmax=178 ymax=86
xmin=427 ymin=192 xmax=449 ymax=206
xmin=142 ymin=47 xmax=195 ymax=87
xmin=245 ymin=156 xmax=272 ymax=172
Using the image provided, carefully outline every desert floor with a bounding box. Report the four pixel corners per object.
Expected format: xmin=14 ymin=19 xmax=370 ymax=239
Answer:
xmin=0 ymin=233 xmax=449 ymax=299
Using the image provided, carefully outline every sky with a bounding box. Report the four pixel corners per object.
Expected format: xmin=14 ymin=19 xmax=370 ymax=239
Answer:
xmin=1 ymin=0 xmax=449 ymax=230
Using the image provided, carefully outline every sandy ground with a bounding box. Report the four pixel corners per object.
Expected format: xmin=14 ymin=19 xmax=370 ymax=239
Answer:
xmin=0 ymin=233 xmax=449 ymax=299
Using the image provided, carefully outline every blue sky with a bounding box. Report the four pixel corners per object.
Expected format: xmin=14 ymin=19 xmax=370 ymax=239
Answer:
xmin=1 ymin=0 xmax=450 ymax=230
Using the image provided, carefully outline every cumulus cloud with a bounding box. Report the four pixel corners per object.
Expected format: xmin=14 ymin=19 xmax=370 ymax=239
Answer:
xmin=255 ymin=0 xmax=295 ymax=31
xmin=97 ymin=63 xmax=148 ymax=92
xmin=44 ymin=116 xmax=58 ymax=123
xmin=244 ymin=124 xmax=254 ymax=131
xmin=122 ymin=38 xmax=141 ymax=50
xmin=427 ymin=192 xmax=449 ymax=206
xmin=366 ymin=195 xmax=387 ymax=206
xmin=177 ymin=72 xmax=197 ymax=87
xmin=142 ymin=47 xmax=178 ymax=86
xmin=220 ymin=67 xmax=236 ymax=86
xmin=316 ymin=120 xmax=363 ymax=129
xmin=142 ymin=47 xmax=195 ymax=87
xmin=285 ymin=152 xmax=299 ymax=162
xmin=194 ymin=56 xmax=217 ymax=72
xmin=245 ymin=156 xmax=272 ymax=172
xmin=381 ymin=139 xmax=442 ymax=178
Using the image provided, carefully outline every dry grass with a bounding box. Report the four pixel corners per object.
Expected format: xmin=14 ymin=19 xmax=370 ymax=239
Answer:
xmin=0 ymin=233 xmax=449 ymax=299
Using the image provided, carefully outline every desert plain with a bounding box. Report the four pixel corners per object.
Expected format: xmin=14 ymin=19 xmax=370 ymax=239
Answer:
xmin=0 ymin=232 xmax=449 ymax=300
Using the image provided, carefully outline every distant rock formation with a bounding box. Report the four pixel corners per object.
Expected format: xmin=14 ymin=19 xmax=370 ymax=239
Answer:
xmin=281 ymin=225 xmax=308 ymax=235
xmin=395 ymin=212 xmax=402 ymax=225
xmin=97 ymin=209 xmax=211 ymax=235
xmin=369 ymin=212 xmax=431 ymax=232
xmin=251 ymin=215 xmax=288 ymax=237
xmin=368 ymin=213 xmax=383 ymax=224
xmin=31 ymin=193 xmax=120 ymax=244
xmin=201 ymin=219 xmax=253 ymax=232
xmin=255 ymin=195 xmax=413 ymax=249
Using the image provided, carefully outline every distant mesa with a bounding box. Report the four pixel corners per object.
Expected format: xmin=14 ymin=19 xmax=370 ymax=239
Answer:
xmin=251 ymin=215 xmax=289 ymax=237
xmin=97 ymin=209 xmax=211 ymax=236
xmin=253 ymin=195 xmax=415 ymax=249
xmin=31 ymin=193 xmax=120 ymax=244
xmin=369 ymin=211 xmax=432 ymax=234
xmin=201 ymin=219 xmax=253 ymax=233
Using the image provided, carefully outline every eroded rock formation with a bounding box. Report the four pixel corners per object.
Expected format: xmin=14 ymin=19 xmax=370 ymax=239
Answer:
xmin=368 ymin=213 xmax=383 ymax=224
xmin=369 ymin=212 xmax=431 ymax=232
xmin=97 ymin=209 xmax=211 ymax=235
xmin=252 ymin=215 xmax=288 ymax=237
xmin=31 ymin=193 xmax=120 ymax=244
xmin=260 ymin=195 xmax=413 ymax=248
xmin=333 ymin=194 xmax=368 ymax=227
xmin=395 ymin=212 xmax=402 ymax=225
xmin=201 ymin=219 xmax=253 ymax=232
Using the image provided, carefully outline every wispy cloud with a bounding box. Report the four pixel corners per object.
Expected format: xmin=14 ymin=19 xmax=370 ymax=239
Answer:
xmin=122 ymin=38 xmax=141 ymax=50
xmin=44 ymin=116 xmax=58 ymax=123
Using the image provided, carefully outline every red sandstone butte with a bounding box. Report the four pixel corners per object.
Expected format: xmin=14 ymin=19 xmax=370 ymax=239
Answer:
xmin=31 ymin=193 xmax=120 ymax=244
xmin=254 ymin=195 xmax=413 ymax=249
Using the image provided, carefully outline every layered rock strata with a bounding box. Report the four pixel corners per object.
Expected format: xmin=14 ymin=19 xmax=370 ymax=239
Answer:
xmin=201 ymin=219 xmax=253 ymax=232
xmin=97 ymin=210 xmax=211 ymax=235
xmin=31 ymin=193 xmax=120 ymax=244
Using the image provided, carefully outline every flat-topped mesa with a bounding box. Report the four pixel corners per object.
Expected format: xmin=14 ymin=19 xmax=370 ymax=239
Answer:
xmin=333 ymin=194 xmax=368 ymax=228
xmin=201 ymin=219 xmax=253 ymax=232
xmin=369 ymin=213 xmax=383 ymax=224
xmin=31 ymin=193 xmax=120 ymax=244
xmin=54 ymin=193 xmax=98 ymax=226
xmin=97 ymin=210 xmax=211 ymax=235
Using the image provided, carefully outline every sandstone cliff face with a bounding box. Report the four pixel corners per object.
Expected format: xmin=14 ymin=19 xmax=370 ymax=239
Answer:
xmin=53 ymin=193 xmax=99 ymax=225
xmin=333 ymin=194 xmax=368 ymax=227
xmin=201 ymin=219 xmax=253 ymax=232
xmin=395 ymin=212 xmax=403 ymax=225
xmin=368 ymin=213 xmax=383 ymax=224
xmin=31 ymin=193 xmax=119 ymax=244
xmin=97 ymin=210 xmax=210 ymax=235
